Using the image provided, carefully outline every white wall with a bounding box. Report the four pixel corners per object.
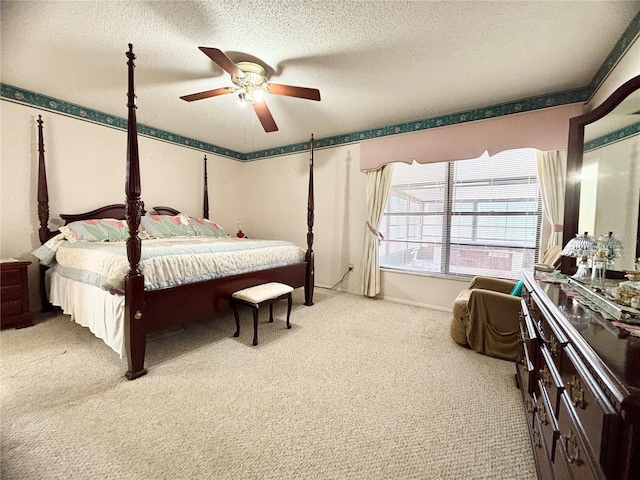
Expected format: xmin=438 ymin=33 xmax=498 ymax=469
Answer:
xmin=241 ymin=144 xmax=368 ymax=295
xmin=0 ymin=101 xmax=243 ymax=309
xmin=583 ymin=136 xmax=640 ymax=270
xmin=242 ymin=144 xmax=469 ymax=310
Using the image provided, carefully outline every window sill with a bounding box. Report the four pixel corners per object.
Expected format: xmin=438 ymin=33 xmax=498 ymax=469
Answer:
xmin=380 ymin=267 xmax=473 ymax=282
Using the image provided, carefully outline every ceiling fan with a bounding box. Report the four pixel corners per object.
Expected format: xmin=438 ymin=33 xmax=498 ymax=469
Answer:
xmin=180 ymin=47 xmax=321 ymax=133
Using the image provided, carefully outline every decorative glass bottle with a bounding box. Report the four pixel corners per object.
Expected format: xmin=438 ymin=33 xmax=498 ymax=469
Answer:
xmin=591 ymin=249 xmax=607 ymax=289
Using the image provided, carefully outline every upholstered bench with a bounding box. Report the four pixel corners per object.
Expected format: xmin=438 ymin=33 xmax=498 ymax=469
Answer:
xmin=230 ymin=282 xmax=294 ymax=346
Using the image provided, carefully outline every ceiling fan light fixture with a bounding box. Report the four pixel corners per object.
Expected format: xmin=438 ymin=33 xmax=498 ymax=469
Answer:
xmin=181 ymin=48 xmax=320 ymax=133
xmin=252 ymin=88 xmax=265 ymax=103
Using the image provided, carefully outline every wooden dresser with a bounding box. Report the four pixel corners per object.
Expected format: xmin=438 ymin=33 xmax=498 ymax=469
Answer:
xmin=517 ymin=270 xmax=639 ymax=480
xmin=1 ymin=260 xmax=33 ymax=329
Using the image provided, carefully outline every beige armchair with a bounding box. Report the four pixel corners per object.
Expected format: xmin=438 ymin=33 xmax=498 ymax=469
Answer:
xmin=450 ymin=276 xmax=522 ymax=361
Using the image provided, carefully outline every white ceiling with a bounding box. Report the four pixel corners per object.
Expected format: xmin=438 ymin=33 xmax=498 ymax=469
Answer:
xmin=1 ymin=1 xmax=639 ymax=155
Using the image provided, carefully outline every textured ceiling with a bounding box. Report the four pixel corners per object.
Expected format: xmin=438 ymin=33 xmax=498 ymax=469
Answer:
xmin=1 ymin=1 xmax=639 ymax=155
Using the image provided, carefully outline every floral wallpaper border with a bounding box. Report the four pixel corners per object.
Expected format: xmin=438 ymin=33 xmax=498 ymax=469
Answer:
xmin=1 ymin=10 xmax=638 ymax=162
xmin=0 ymin=82 xmax=590 ymax=162
xmin=584 ymin=121 xmax=640 ymax=152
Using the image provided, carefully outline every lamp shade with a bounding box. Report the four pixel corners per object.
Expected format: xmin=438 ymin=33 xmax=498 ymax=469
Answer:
xmin=597 ymin=231 xmax=624 ymax=263
xmin=561 ymin=232 xmax=597 ymax=258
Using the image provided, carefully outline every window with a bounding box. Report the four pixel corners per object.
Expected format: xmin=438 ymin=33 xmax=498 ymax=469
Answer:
xmin=379 ymin=149 xmax=541 ymax=280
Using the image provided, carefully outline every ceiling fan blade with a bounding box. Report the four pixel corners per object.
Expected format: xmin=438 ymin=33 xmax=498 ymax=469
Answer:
xmin=180 ymin=87 xmax=233 ymax=102
xmin=198 ymin=47 xmax=245 ymax=78
xmin=268 ymin=83 xmax=321 ymax=101
xmin=253 ymin=101 xmax=278 ymax=132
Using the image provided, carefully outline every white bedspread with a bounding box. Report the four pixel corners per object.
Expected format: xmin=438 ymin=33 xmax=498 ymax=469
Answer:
xmin=34 ymin=236 xmax=306 ymax=292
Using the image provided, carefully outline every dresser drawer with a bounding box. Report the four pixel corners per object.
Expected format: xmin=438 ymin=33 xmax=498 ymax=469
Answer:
xmin=552 ymin=439 xmax=576 ymax=480
xmin=539 ymin=344 xmax=564 ymax=415
xmin=536 ymin=379 xmax=559 ymax=462
xmin=532 ymin=291 xmax=568 ymax=366
xmin=532 ymin=407 xmax=555 ymax=480
xmin=560 ymin=344 xmax=619 ymax=474
xmin=557 ymin=392 xmax=606 ymax=480
xmin=517 ymin=322 xmax=536 ymax=398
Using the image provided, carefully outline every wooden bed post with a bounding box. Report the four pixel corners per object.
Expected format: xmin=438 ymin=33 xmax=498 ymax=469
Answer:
xmin=37 ymin=116 xmax=50 ymax=244
xmin=304 ymin=134 xmax=315 ymax=306
xmin=36 ymin=115 xmax=53 ymax=311
xmin=203 ymin=155 xmax=209 ymax=219
xmin=124 ymin=44 xmax=147 ymax=380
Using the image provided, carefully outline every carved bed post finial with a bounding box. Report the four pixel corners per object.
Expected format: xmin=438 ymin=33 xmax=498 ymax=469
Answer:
xmin=305 ymin=134 xmax=315 ymax=306
xmin=203 ymin=155 xmax=209 ymax=219
xmin=37 ymin=115 xmax=51 ymax=244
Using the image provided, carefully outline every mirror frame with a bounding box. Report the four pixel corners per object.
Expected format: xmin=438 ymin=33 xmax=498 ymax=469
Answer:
xmin=561 ymin=74 xmax=640 ymax=275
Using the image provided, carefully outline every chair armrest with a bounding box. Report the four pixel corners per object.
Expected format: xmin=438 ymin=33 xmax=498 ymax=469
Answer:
xmin=469 ymin=276 xmax=517 ymax=294
xmin=468 ymin=289 xmax=522 ymax=332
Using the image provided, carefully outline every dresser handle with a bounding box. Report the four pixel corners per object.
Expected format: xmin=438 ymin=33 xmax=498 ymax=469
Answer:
xmin=567 ymin=375 xmax=586 ymax=409
xmin=540 ymin=365 xmax=551 ymax=389
xmin=526 ymin=398 xmax=534 ymax=415
xmin=534 ymin=428 xmax=542 ymax=448
xmin=538 ymin=403 xmax=549 ymax=425
xmin=566 ymin=428 xmax=581 ymax=465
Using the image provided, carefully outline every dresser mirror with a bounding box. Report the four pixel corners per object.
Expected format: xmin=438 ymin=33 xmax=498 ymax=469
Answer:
xmin=561 ymin=74 xmax=640 ymax=275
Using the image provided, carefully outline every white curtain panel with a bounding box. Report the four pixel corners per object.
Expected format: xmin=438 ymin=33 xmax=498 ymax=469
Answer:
xmin=362 ymin=163 xmax=394 ymax=297
xmin=537 ymin=150 xmax=567 ymax=249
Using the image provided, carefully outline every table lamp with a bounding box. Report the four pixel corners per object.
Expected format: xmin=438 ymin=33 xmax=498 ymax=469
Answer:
xmin=561 ymin=232 xmax=597 ymax=282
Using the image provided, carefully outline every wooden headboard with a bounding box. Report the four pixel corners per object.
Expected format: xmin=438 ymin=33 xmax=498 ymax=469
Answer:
xmin=58 ymin=204 xmax=182 ymax=225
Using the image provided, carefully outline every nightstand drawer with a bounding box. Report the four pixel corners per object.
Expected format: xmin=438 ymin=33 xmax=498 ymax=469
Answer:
xmin=1 ymin=284 xmax=23 ymax=301
xmin=0 ymin=260 xmax=33 ymax=329
xmin=2 ymin=299 xmax=23 ymax=317
xmin=1 ymin=268 xmax=22 ymax=286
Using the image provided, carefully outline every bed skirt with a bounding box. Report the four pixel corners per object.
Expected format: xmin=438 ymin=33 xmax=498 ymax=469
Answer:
xmin=47 ymin=270 xmax=126 ymax=357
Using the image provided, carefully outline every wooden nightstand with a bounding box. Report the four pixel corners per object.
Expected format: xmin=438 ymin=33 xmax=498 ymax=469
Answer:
xmin=1 ymin=260 xmax=33 ymax=329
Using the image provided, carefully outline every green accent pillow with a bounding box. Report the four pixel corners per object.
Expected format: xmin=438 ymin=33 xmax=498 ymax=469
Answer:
xmin=59 ymin=219 xmax=130 ymax=243
xmin=141 ymin=214 xmax=196 ymax=238
xmin=510 ymin=279 xmax=524 ymax=296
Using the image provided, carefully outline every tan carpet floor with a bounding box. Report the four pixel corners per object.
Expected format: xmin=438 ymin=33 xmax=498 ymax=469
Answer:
xmin=1 ymin=289 xmax=536 ymax=479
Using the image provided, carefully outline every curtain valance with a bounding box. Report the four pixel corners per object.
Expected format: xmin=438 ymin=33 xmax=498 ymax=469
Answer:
xmin=360 ymin=104 xmax=584 ymax=172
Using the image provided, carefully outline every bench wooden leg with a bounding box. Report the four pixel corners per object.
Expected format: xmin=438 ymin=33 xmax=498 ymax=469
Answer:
xmin=252 ymin=306 xmax=259 ymax=346
xmin=286 ymin=293 xmax=292 ymax=329
xmin=269 ymin=303 xmax=274 ymax=323
xmin=232 ymin=301 xmax=240 ymax=338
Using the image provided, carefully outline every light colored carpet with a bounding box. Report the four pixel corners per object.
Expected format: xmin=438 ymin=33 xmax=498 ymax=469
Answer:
xmin=1 ymin=289 xmax=536 ymax=479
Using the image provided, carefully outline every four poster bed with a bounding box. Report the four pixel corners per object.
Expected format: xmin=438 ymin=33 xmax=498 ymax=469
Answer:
xmin=34 ymin=44 xmax=315 ymax=380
